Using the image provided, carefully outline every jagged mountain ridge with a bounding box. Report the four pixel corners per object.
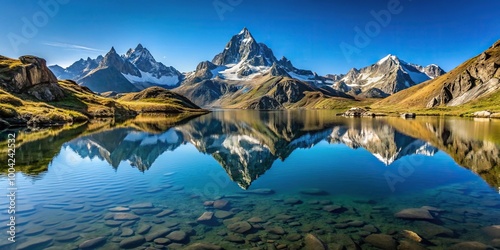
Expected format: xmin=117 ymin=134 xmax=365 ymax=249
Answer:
xmin=332 ymin=54 xmax=445 ymax=97
xmin=49 ymin=44 xmax=183 ymax=93
xmin=374 ymin=39 xmax=500 ymax=109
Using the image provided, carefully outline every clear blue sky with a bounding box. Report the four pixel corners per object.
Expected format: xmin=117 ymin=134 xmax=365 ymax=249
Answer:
xmin=0 ymin=0 xmax=498 ymax=74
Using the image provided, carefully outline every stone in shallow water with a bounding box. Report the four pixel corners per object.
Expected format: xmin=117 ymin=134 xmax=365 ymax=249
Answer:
xmin=133 ymin=208 xmax=162 ymax=215
xmin=287 ymin=233 xmax=302 ymax=241
xmin=145 ymin=227 xmax=172 ymax=242
xmin=105 ymin=220 xmax=123 ymax=227
xmin=197 ymin=212 xmax=215 ymax=223
xmin=114 ymin=213 xmax=140 ymax=221
xmin=184 ymin=243 xmax=222 ymax=250
xmin=225 ymin=234 xmax=245 ymax=243
xmin=364 ymin=234 xmax=397 ymax=250
xmin=121 ymin=227 xmax=135 ymax=237
xmin=304 ymin=234 xmax=327 ymax=250
xmin=119 ymin=235 xmax=145 ymax=249
xmin=323 ymin=205 xmax=345 ymax=213
xmin=395 ymin=208 xmax=434 ymax=220
xmin=401 ymin=230 xmax=423 ymax=243
xmin=137 ymin=224 xmax=152 ymax=235
xmin=449 ymin=241 xmax=493 ymax=250
xmin=215 ymin=210 xmax=234 ymax=219
xmin=284 ymin=198 xmax=303 ymax=205
xmin=347 ymin=220 xmax=365 ymax=227
xmin=156 ymin=209 xmax=175 ymax=217
xmin=213 ymin=199 xmax=229 ymax=209
xmin=78 ymin=237 xmax=107 ymax=249
xmin=227 ymin=221 xmax=253 ymax=234
xmin=109 ymin=206 xmax=130 ymax=212
xmin=167 ymin=230 xmax=188 ymax=242
xmin=398 ymin=239 xmax=428 ymax=250
xmin=415 ymin=221 xmax=455 ymax=238
xmin=483 ymin=225 xmax=500 ymax=238
xmin=247 ymin=217 xmax=264 ymax=223
xmin=154 ymin=237 xmax=171 ymax=245
xmin=299 ymin=188 xmax=328 ymax=196
xmin=17 ymin=236 xmax=53 ymax=250
xmin=267 ymin=226 xmax=286 ymax=235
xmin=203 ymin=201 xmax=215 ymax=206
xmin=55 ymin=233 xmax=80 ymax=242
xmin=130 ymin=202 xmax=154 ymax=209
xmin=491 ymin=239 xmax=500 ymax=248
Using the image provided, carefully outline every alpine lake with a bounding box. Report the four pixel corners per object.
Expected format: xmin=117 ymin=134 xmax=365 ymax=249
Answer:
xmin=1 ymin=110 xmax=500 ymax=250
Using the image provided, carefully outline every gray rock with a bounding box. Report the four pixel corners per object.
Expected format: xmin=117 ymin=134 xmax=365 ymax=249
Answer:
xmin=121 ymin=227 xmax=134 ymax=237
xmin=17 ymin=236 xmax=53 ymax=250
xmin=133 ymin=208 xmax=162 ymax=215
xmin=119 ymin=235 xmax=145 ymax=249
xmin=154 ymin=238 xmax=171 ymax=245
xmin=267 ymin=226 xmax=286 ymax=235
xmin=323 ymin=205 xmax=345 ymax=213
xmin=398 ymin=239 xmax=429 ymax=250
xmin=197 ymin=212 xmax=215 ymax=223
xmin=137 ymin=224 xmax=152 ymax=235
xmin=109 ymin=206 xmax=130 ymax=212
xmin=395 ymin=208 xmax=434 ymax=220
xmin=144 ymin=227 xmax=172 ymax=242
xmin=184 ymin=242 xmax=223 ymax=250
xmin=156 ymin=209 xmax=175 ymax=217
xmin=214 ymin=210 xmax=234 ymax=219
xmin=449 ymin=241 xmax=494 ymax=250
xmin=78 ymin=237 xmax=107 ymax=249
xmin=364 ymin=234 xmax=397 ymax=250
xmin=284 ymin=198 xmax=303 ymax=205
xmin=114 ymin=213 xmax=140 ymax=221
xmin=213 ymin=199 xmax=229 ymax=209
xmin=225 ymin=235 xmax=245 ymax=243
xmin=304 ymin=234 xmax=327 ymax=250
xmin=227 ymin=221 xmax=253 ymax=234
xmin=247 ymin=217 xmax=264 ymax=223
xmin=415 ymin=221 xmax=454 ymax=238
xmin=482 ymin=225 xmax=500 ymax=238
xmin=130 ymin=202 xmax=154 ymax=209
xmin=287 ymin=233 xmax=302 ymax=241
xmin=167 ymin=230 xmax=188 ymax=242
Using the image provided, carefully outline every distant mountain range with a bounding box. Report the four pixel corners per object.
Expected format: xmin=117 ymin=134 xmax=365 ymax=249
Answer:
xmin=50 ymin=44 xmax=183 ymax=93
xmin=49 ymin=28 xmax=446 ymax=107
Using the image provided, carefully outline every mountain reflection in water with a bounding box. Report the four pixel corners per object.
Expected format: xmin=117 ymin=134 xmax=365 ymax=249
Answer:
xmin=15 ymin=110 xmax=497 ymax=190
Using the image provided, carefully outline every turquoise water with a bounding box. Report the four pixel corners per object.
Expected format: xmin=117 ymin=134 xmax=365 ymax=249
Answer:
xmin=1 ymin=110 xmax=500 ymax=249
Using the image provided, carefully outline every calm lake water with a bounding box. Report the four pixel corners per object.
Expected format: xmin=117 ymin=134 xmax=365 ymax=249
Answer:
xmin=1 ymin=110 xmax=500 ymax=249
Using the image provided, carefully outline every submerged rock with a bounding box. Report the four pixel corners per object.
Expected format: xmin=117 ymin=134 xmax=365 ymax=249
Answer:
xmin=130 ymin=202 xmax=154 ymax=209
xmin=401 ymin=230 xmax=423 ymax=243
xmin=304 ymin=234 xmax=327 ymax=250
xmin=214 ymin=210 xmax=234 ymax=219
xmin=197 ymin=212 xmax=215 ymax=224
xmin=17 ymin=236 xmax=53 ymax=250
xmin=144 ymin=228 xmax=172 ymax=242
xmin=184 ymin=242 xmax=223 ymax=250
xmin=245 ymin=188 xmax=275 ymax=195
xmin=323 ymin=205 xmax=346 ymax=213
xmin=119 ymin=235 xmax=145 ymax=249
xmin=167 ymin=230 xmax=188 ymax=242
xmin=114 ymin=213 xmax=140 ymax=221
xmin=213 ymin=199 xmax=229 ymax=209
xmin=227 ymin=221 xmax=253 ymax=234
xmin=449 ymin=241 xmax=494 ymax=250
xmin=398 ymin=239 xmax=429 ymax=250
xmin=364 ymin=234 xmax=397 ymax=250
xmin=395 ymin=208 xmax=434 ymax=220
xmin=225 ymin=234 xmax=245 ymax=243
xmin=78 ymin=237 xmax=107 ymax=249
xmin=482 ymin=225 xmax=500 ymax=238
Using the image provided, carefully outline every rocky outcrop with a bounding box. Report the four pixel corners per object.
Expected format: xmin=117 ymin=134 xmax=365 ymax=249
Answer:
xmin=247 ymin=96 xmax=283 ymax=110
xmin=1 ymin=56 xmax=58 ymax=92
xmin=428 ymin=40 xmax=500 ymax=107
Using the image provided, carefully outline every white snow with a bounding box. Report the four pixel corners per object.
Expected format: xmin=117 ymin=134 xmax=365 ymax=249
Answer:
xmin=215 ymin=61 xmax=270 ymax=81
xmin=402 ymin=65 xmax=430 ymax=84
xmin=122 ymin=70 xmax=179 ymax=86
xmin=140 ymin=136 xmax=158 ymax=146
xmin=287 ymin=71 xmax=315 ymax=82
xmin=376 ymin=54 xmax=397 ymax=65
xmin=158 ymin=129 xmax=180 ymax=144
xmin=346 ymin=73 xmax=383 ymax=87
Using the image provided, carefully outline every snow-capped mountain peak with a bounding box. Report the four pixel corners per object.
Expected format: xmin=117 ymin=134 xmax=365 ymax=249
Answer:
xmin=377 ymin=54 xmax=398 ymax=65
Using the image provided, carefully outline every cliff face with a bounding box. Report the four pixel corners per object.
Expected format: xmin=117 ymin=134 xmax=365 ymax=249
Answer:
xmin=428 ymin=41 xmax=500 ymax=107
xmin=0 ymin=55 xmax=64 ymax=101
